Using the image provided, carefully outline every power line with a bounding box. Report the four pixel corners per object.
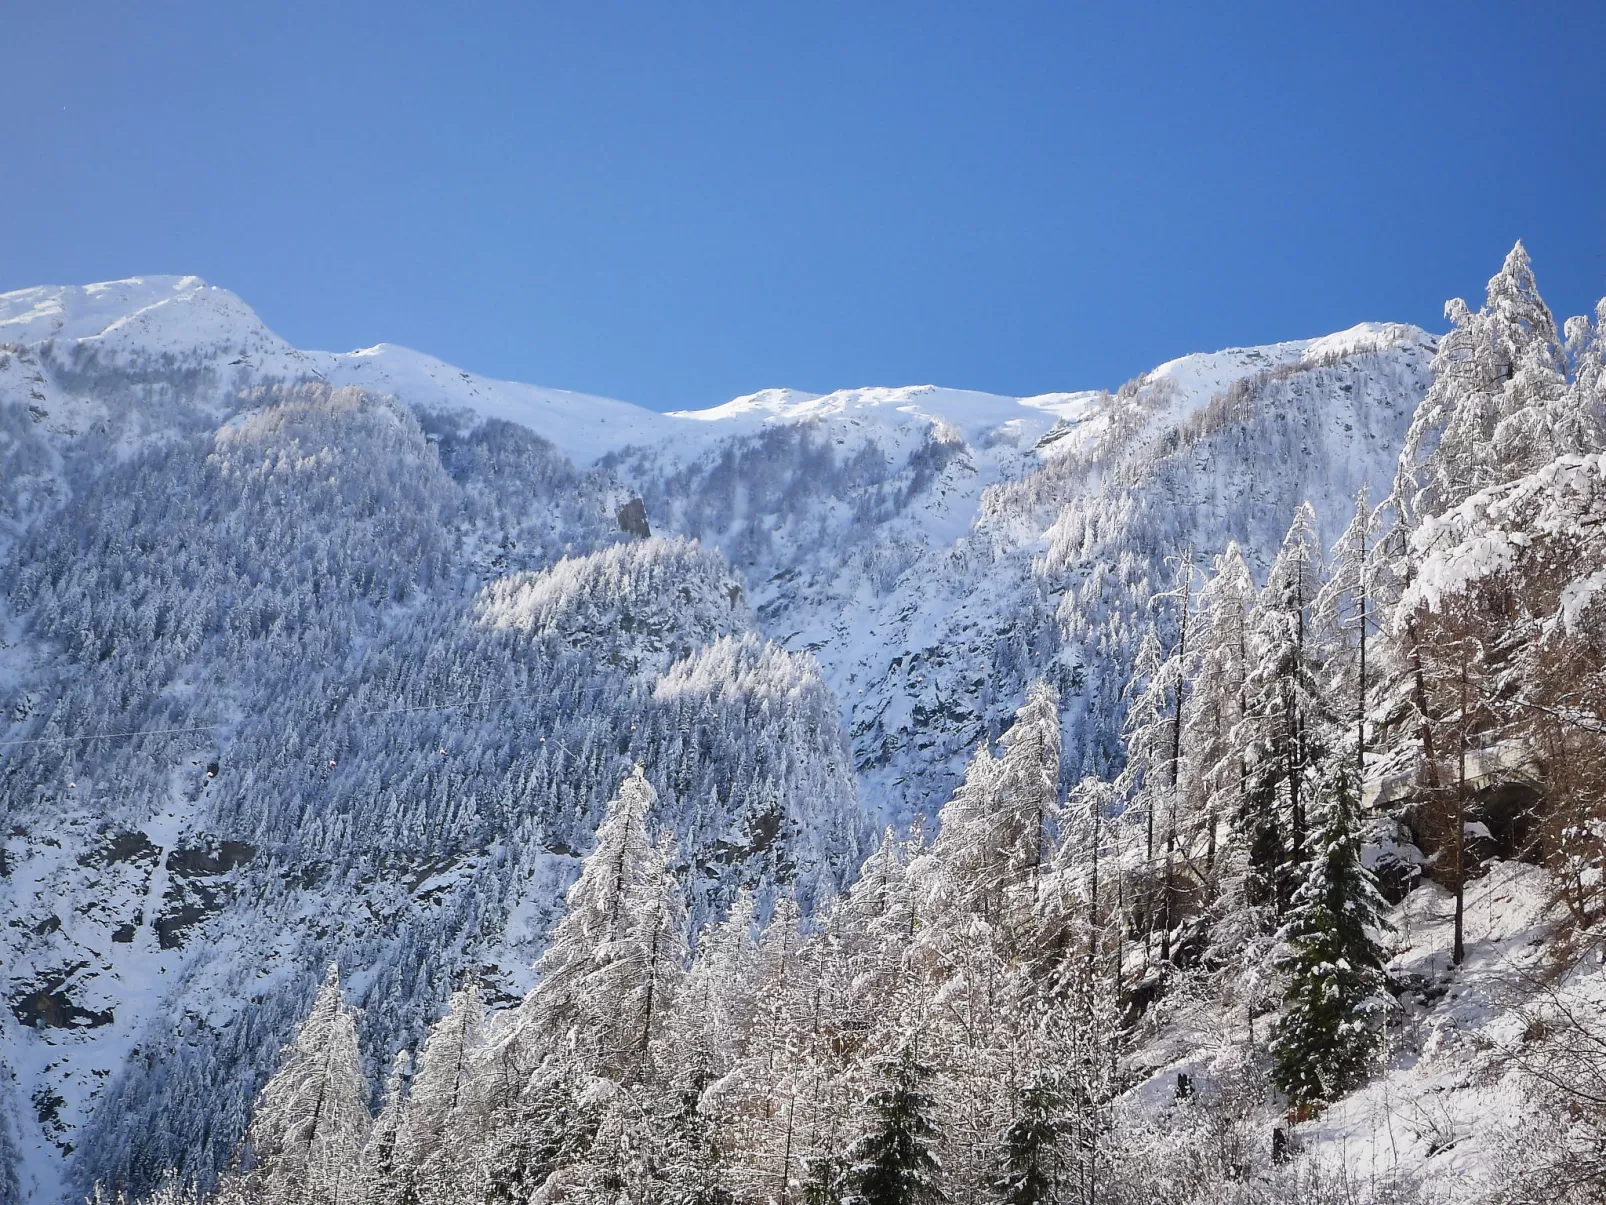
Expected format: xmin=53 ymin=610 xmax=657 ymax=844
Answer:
xmin=0 ymin=723 xmax=226 ymax=749
xmin=0 ymin=688 xmax=555 ymax=750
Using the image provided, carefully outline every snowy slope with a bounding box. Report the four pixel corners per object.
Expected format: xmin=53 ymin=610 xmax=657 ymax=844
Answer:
xmin=0 ymin=276 xmax=671 ymax=466
xmin=1119 ymin=857 xmax=1606 ymax=1200
xmin=613 ymin=320 xmax=1436 ymax=818
xmin=0 ymin=275 xmax=1439 ymax=1200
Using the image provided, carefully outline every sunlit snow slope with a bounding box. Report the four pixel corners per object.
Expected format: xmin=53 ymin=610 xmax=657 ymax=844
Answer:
xmin=1 ymin=275 xmax=1435 ymax=1200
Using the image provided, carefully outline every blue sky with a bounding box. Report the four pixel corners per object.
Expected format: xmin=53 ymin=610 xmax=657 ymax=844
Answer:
xmin=7 ymin=2 xmax=1605 ymax=410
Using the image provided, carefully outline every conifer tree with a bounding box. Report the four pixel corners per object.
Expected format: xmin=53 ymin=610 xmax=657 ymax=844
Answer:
xmin=926 ymin=743 xmax=1005 ymax=923
xmin=1180 ymin=542 xmax=1255 ymax=890
xmin=400 ymin=982 xmax=485 ymax=1203
xmin=1117 ymin=627 xmax=1176 ymax=965
xmin=994 ymin=679 xmax=1062 ymax=894
xmin=993 ymin=1078 xmax=1063 ymax=1205
xmin=529 ymin=765 xmax=659 ymax=1072
xmin=1119 ymin=626 xmax=1171 ymax=870
xmin=1393 ymin=241 xmax=1568 ymax=527
xmin=843 ymin=1049 xmax=945 ymax=1205
xmin=1243 ymin=503 xmax=1330 ymax=915
xmin=1270 ymin=766 xmax=1393 ymax=1107
xmin=624 ymin=831 xmax=690 ymax=1080
xmin=357 ymin=1052 xmax=413 ymax=1205
xmin=244 ymin=964 xmax=371 ymax=1205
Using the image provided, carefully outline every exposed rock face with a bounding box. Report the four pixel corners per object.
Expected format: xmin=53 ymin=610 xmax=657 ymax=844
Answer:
xmin=615 ymin=497 xmax=652 ymax=538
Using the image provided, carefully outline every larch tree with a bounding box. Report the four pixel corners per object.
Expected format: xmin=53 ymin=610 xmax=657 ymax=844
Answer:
xmin=528 ymin=764 xmax=658 ymax=1072
xmin=1243 ymin=502 xmax=1330 ymax=917
xmin=1180 ymin=542 xmax=1256 ymax=894
xmin=1152 ymin=549 xmax=1200 ymax=965
xmin=357 ymin=1052 xmax=413 ymax=1205
xmin=623 ymin=831 xmax=689 ymax=1083
xmin=1315 ymin=485 xmax=1385 ymax=785
xmin=243 ymin=964 xmax=371 ymax=1205
xmin=1117 ymin=626 xmax=1177 ymax=967
xmin=400 ymin=982 xmax=485 ymax=1204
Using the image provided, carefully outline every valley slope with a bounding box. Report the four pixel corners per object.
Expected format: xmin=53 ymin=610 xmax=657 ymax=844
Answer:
xmin=0 ymin=276 xmax=1434 ymax=1200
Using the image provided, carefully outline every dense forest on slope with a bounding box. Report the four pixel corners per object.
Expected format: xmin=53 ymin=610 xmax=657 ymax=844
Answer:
xmin=59 ymin=245 xmax=1606 ymax=1205
xmin=3 ymin=247 xmax=1603 ymax=1204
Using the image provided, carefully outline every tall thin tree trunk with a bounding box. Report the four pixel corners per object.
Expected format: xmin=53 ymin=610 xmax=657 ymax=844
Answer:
xmin=1358 ymin=525 xmax=1369 ymax=785
xmin=1162 ymin=574 xmax=1190 ymax=966
xmin=1408 ymin=615 xmax=1440 ymax=789
xmin=1454 ymin=637 xmax=1469 ymax=967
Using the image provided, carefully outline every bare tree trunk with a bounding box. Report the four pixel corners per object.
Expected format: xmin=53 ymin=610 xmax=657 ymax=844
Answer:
xmin=1454 ymin=637 xmax=1468 ymax=967
xmin=1409 ymin=615 xmax=1440 ymax=789
xmin=1358 ymin=536 xmax=1369 ymax=785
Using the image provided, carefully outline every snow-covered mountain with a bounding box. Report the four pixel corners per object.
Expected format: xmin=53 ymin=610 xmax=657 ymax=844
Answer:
xmin=0 ymin=276 xmax=1435 ymax=1200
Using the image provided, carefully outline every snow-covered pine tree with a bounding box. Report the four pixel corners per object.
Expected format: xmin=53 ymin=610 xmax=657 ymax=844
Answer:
xmin=654 ymin=889 xmax=756 ymax=1202
xmin=1314 ymin=485 xmax=1385 ymax=784
xmin=700 ymin=895 xmax=808 ymax=1202
xmin=1180 ymin=542 xmax=1255 ymax=892
xmin=1151 ymin=549 xmax=1200 ymax=965
xmin=242 ymin=964 xmax=371 ymax=1205
xmin=826 ymin=826 xmax=924 ymax=1036
xmin=665 ymin=887 xmax=759 ymax=1100
xmin=528 ymin=765 xmax=658 ymax=1073
xmin=992 ymin=1078 xmax=1063 ymax=1205
xmin=398 ymin=982 xmax=484 ymax=1204
xmin=924 ymin=743 xmax=1005 ymax=925
xmin=1049 ymin=953 xmax=1120 ymax=1205
xmin=910 ymin=756 xmax=1021 ymax=1198
xmin=1242 ymin=503 xmax=1330 ymax=916
xmin=1270 ymin=764 xmax=1393 ymax=1108
xmin=993 ymin=680 xmax=1062 ymax=917
xmin=623 ymin=831 xmax=690 ymax=1082
xmin=1559 ymin=298 xmax=1606 ymax=453
xmin=481 ymin=1051 xmax=602 ymax=1205
xmin=357 ymin=1052 xmax=413 ymax=1205
xmin=1391 ymin=255 xmax=1606 ymax=953
xmin=1393 ymin=241 xmax=1566 ymax=527
xmin=1116 ymin=626 xmax=1176 ymax=968
xmin=842 ymin=1048 xmax=945 ymax=1205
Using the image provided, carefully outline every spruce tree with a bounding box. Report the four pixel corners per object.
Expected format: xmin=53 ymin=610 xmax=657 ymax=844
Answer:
xmin=1270 ymin=766 xmax=1393 ymax=1107
xmin=843 ymin=1049 xmax=945 ymax=1205
xmin=992 ymin=1078 xmax=1063 ymax=1205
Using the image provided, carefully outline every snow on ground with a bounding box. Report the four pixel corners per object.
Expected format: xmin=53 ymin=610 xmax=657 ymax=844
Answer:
xmin=1124 ymin=858 xmax=1602 ymax=1198
xmin=671 ymin=383 xmax=1104 ymax=450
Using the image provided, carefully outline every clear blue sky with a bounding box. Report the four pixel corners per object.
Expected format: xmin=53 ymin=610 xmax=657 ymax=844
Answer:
xmin=7 ymin=2 xmax=1605 ymax=410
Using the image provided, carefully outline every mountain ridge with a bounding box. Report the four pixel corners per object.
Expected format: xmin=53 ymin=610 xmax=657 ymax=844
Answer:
xmin=0 ymin=274 xmax=1430 ymax=470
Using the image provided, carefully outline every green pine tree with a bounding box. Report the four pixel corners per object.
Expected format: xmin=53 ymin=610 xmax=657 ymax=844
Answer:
xmin=801 ymin=1154 xmax=847 ymax=1205
xmin=1270 ymin=765 xmax=1393 ymax=1107
xmin=993 ymin=1078 xmax=1063 ymax=1205
xmin=843 ymin=1049 xmax=945 ymax=1205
